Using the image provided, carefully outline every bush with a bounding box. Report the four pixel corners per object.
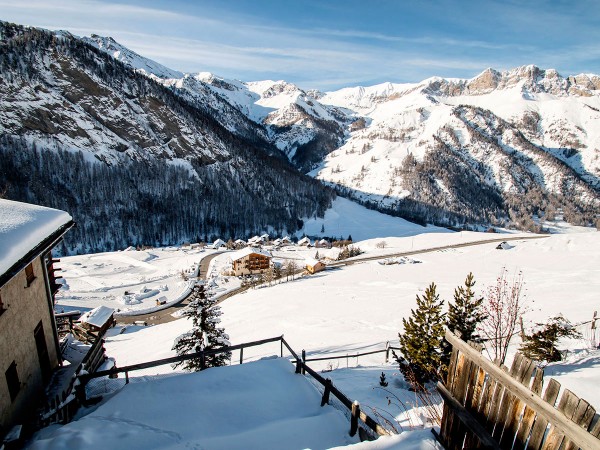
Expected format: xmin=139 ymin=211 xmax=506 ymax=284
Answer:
xmin=520 ymin=315 xmax=581 ymax=364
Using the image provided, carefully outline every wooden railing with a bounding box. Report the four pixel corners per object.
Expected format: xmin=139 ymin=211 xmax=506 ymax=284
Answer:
xmin=40 ymin=337 xmax=106 ymax=426
xmin=437 ymin=330 xmax=600 ymax=450
xmin=77 ymin=335 xmax=390 ymax=439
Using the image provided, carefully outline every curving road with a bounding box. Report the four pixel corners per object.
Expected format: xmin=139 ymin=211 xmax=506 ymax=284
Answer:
xmin=116 ymin=251 xmax=224 ymax=325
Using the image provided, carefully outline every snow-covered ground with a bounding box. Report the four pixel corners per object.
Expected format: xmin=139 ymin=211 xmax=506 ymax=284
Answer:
xmin=42 ymin=224 xmax=600 ymax=448
xmin=30 ymin=358 xmax=360 ymax=449
xmin=55 ymin=247 xmax=212 ymax=313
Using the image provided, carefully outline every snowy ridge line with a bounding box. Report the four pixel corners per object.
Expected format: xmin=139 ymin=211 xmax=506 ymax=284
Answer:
xmin=114 ymin=280 xmax=195 ymax=317
xmin=330 ymin=234 xmax=548 ymax=266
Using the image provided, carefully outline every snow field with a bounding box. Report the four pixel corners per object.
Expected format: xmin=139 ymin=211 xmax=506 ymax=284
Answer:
xmin=53 ymin=226 xmax=600 ymax=448
xmin=56 ymin=247 xmax=214 ymax=313
xmin=30 ymin=358 xmax=360 ymax=449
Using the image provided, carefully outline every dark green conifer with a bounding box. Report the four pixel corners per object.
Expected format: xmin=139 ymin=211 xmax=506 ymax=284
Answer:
xmin=397 ymin=282 xmax=445 ymax=385
xmin=172 ymin=284 xmax=231 ymax=371
xmin=442 ymin=273 xmax=486 ymax=372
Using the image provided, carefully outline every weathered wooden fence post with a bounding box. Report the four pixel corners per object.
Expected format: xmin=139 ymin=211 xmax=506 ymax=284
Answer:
xmin=385 ymin=342 xmax=390 ymax=363
xmin=321 ymin=379 xmax=332 ymax=406
xmin=301 ymin=350 xmax=306 ymax=375
xmin=200 ymin=351 xmax=206 ymax=370
xmin=350 ymin=400 xmax=360 ymax=436
xmin=240 ymin=347 xmax=244 ymax=364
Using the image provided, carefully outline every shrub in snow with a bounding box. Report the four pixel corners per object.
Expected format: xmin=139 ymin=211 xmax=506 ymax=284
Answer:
xmin=379 ymin=372 xmax=388 ymax=387
xmin=172 ymin=284 xmax=231 ymax=371
xmin=395 ymin=282 xmax=446 ymax=386
xmin=520 ymin=315 xmax=582 ymax=364
xmin=480 ymin=268 xmax=529 ymax=365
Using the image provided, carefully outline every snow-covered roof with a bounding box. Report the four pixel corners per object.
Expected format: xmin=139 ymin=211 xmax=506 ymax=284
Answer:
xmin=304 ymin=258 xmax=324 ymax=267
xmin=80 ymin=305 xmax=115 ymax=328
xmin=0 ymin=199 xmax=72 ymax=278
xmin=298 ymin=237 xmax=311 ymax=245
xmin=229 ymin=247 xmax=272 ymax=262
xmin=213 ymin=239 xmax=225 ymax=246
xmin=234 ymin=239 xmax=246 ymax=244
xmin=318 ymin=239 xmax=329 ymax=244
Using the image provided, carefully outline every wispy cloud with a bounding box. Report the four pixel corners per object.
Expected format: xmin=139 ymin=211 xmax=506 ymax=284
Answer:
xmin=1 ymin=0 xmax=598 ymax=89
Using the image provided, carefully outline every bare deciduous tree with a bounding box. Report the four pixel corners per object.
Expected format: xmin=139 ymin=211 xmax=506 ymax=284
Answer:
xmin=479 ymin=268 xmax=529 ymax=364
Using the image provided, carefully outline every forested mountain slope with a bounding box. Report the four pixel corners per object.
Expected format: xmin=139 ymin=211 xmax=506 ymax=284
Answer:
xmin=0 ymin=22 xmax=334 ymax=253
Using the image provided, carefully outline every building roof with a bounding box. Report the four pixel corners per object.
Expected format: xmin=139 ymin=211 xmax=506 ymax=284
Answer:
xmin=80 ymin=305 xmax=115 ymax=329
xmin=304 ymin=258 xmax=324 ymax=267
xmin=229 ymin=247 xmax=272 ymax=262
xmin=0 ymin=199 xmax=73 ymax=283
xmin=298 ymin=237 xmax=311 ymax=245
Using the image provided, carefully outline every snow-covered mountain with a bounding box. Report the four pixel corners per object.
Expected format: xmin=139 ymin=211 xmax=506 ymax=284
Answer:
xmin=312 ymin=67 xmax=600 ymax=227
xmin=1 ymin=21 xmax=599 ymax=241
xmin=0 ymin=21 xmax=333 ymax=252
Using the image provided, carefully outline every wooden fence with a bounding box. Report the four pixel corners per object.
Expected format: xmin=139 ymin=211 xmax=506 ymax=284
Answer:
xmin=77 ymin=335 xmax=390 ymax=439
xmin=437 ymin=330 xmax=600 ymax=450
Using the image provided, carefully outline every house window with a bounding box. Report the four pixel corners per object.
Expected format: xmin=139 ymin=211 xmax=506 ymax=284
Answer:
xmin=5 ymin=361 xmax=20 ymax=402
xmin=25 ymin=263 xmax=35 ymax=286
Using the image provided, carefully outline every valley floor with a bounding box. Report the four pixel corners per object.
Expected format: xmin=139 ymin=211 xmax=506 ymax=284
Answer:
xmin=45 ymin=224 xmax=600 ymax=448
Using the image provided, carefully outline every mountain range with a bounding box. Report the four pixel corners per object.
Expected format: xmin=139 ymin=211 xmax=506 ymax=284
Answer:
xmin=1 ymin=21 xmax=598 ymax=251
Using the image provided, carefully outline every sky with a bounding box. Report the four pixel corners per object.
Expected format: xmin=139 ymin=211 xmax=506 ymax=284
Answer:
xmin=2 ymin=0 xmax=600 ymax=90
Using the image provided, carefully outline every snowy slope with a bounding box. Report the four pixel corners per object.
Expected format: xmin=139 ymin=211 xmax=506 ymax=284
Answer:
xmin=82 ymin=35 xmax=183 ymax=79
xmin=30 ymin=359 xmax=359 ymax=449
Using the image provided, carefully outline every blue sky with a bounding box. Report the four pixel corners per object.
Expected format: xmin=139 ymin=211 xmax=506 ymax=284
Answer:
xmin=2 ymin=0 xmax=599 ymax=90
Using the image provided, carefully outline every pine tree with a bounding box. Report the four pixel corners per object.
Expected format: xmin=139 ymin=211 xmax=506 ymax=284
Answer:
xmin=442 ymin=273 xmax=486 ymax=371
xmin=172 ymin=284 xmax=231 ymax=371
xmin=396 ymin=282 xmax=446 ymax=385
xmin=520 ymin=315 xmax=581 ymax=364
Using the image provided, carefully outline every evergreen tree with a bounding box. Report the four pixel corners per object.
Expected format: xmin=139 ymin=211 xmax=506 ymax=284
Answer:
xmin=442 ymin=273 xmax=486 ymax=370
xmin=172 ymin=284 xmax=231 ymax=371
xmin=396 ymin=283 xmax=446 ymax=385
xmin=520 ymin=315 xmax=581 ymax=364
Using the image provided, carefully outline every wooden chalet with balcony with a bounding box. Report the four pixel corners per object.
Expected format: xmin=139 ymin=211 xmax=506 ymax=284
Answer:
xmin=229 ymin=248 xmax=272 ymax=276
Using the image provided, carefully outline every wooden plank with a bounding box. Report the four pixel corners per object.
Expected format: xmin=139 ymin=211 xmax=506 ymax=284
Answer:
xmin=449 ymin=354 xmax=475 ymax=450
xmin=514 ymin=366 xmax=545 ymax=450
xmin=588 ymin=415 xmax=600 ymax=438
xmin=443 ymin=352 xmax=467 ymax=449
xmin=485 ymin=370 xmax=506 ymax=435
xmin=500 ymin=356 xmax=536 ymax=449
xmin=562 ymin=399 xmax=596 ymax=450
xmin=541 ymin=389 xmax=580 ymax=450
xmin=527 ymin=378 xmax=562 ymax=450
xmin=440 ymin=347 xmax=461 ymax=448
xmin=463 ymin=366 xmax=487 ymax=449
xmin=492 ymin=354 xmax=524 ymax=442
xmin=445 ymin=331 xmax=600 ymax=450
xmin=437 ymin=382 xmax=501 ymax=450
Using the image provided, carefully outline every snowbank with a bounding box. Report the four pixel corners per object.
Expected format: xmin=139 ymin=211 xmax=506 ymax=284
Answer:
xmin=30 ymin=358 xmax=359 ymax=449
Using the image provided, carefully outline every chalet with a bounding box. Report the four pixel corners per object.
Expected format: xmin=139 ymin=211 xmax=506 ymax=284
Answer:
xmin=247 ymin=235 xmax=263 ymax=246
xmin=212 ymin=239 xmax=226 ymax=249
xmin=305 ymin=258 xmax=326 ymax=274
xmin=298 ymin=236 xmax=311 ymax=247
xmin=0 ymin=199 xmax=73 ymax=438
xmin=281 ymin=236 xmax=291 ymax=245
xmin=234 ymin=239 xmax=247 ymax=249
xmin=229 ymin=248 xmax=272 ymax=276
xmin=316 ymin=239 xmax=331 ymax=249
